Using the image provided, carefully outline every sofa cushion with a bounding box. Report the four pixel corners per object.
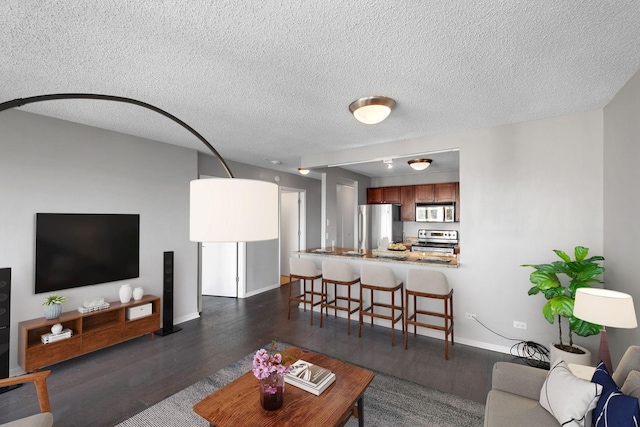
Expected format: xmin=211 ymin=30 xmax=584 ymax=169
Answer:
xmin=591 ymin=361 xmax=640 ymax=427
xmin=621 ymin=370 xmax=640 ymax=400
xmin=485 ymin=389 xmax=558 ymax=427
xmin=539 ymin=359 xmax=602 ymax=427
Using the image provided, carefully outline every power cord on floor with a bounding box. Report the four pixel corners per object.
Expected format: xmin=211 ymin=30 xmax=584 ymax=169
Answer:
xmin=471 ymin=315 xmax=549 ymax=369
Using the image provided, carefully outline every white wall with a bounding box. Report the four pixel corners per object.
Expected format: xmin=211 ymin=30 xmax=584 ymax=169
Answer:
xmin=0 ymin=110 xmax=199 ymax=374
xmin=304 ymin=110 xmax=604 ymax=357
xmin=603 ymin=68 xmax=640 ymax=364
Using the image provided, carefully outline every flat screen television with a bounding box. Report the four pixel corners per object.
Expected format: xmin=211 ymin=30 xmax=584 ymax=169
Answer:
xmin=35 ymin=213 xmax=140 ymax=294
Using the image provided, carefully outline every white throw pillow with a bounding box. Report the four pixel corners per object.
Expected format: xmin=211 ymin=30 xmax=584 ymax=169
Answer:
xmin=539 ymin=359 xmax=603 ymax=427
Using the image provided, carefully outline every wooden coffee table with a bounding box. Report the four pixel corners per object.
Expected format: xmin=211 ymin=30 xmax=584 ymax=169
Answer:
xmin=193 ymin=347 xmax=375 ymax=426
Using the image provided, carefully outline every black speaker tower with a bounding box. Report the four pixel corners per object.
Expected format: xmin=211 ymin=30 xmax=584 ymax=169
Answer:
xmin=0 ymin=267 xmax=20 ymax=394
xmin=155 ymin=252 xmax=181 ymax=336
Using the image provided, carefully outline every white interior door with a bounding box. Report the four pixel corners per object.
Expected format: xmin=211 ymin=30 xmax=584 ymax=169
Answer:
xmin=337 ymin=184 xmax=356 ymax=248
xmin=201 ymin=242 xmax=237 ymax=297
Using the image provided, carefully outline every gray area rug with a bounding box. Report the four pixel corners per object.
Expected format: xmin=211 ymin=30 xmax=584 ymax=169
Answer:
xmin=117 ymin=343 xmax=484 ymax=427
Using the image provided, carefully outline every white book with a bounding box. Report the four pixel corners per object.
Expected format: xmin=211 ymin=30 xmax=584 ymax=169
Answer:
xmin=284 ymin=359 xmax=336 ymax=395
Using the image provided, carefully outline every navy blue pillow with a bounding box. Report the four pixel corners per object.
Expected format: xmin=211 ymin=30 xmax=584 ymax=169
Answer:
xmin=591 ymin=361 xmax=640 ymax=427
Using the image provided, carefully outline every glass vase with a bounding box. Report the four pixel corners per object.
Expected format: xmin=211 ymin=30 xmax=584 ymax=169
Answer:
xmin=259 ymin=373 xmax=284 ymax=411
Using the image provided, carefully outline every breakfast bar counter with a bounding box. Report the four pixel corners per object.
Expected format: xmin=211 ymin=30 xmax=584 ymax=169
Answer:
xmin=297 ymin=247 xmax=459 ymax=268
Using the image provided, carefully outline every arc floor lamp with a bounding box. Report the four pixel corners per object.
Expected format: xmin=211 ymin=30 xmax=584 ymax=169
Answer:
xmin=0 ymin=94 xmax=279 ymax=243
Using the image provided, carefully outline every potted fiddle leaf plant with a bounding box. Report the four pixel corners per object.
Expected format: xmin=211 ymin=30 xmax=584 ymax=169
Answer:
xmin=523 ymin=246 xmax=603 ymax=361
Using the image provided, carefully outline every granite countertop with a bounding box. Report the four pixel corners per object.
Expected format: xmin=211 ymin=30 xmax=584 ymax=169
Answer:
xmin=298 ymin=247 xmax=459 ymax=268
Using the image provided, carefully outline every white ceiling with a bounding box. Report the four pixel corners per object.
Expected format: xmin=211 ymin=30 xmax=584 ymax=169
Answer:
xmin=2 ymin=1 xmax=639 ymax=178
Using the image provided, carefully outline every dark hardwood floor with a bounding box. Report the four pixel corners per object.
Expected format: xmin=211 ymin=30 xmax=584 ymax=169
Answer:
xmin=0 ymin=283 xmax=517 ymax=426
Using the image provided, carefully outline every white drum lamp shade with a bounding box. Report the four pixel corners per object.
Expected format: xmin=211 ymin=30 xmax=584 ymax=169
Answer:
xmin=574 ymin=287 xmax=637 ymax=373
xmin=190 ymin=178 xmax=279 ymax=242
xmin=574 ymin=288 xmax=637 ymax=328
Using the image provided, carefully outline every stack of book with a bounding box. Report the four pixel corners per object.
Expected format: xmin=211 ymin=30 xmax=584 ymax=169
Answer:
xmin=284 ymin=359 xmax=336 ymax=396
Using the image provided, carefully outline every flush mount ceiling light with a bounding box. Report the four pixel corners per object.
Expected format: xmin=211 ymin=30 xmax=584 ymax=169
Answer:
xmin=349 ymin=96 xmax=396 ymax=124
xmin=298 ymin=168 xmax=310 ymax=175
xmin=408 ymin=158 xmax=432 ymax=171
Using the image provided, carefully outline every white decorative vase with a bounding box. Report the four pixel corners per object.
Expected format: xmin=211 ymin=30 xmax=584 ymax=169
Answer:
xmin=51 ymin=323 xmax=63 ymax=334
xmin=119 ymin=284 xmax=133 ymax=303
xmin=133 ymin=287 xmax=144 ymax=301
xmin=549 ymin=343 xmax=592 ymax=366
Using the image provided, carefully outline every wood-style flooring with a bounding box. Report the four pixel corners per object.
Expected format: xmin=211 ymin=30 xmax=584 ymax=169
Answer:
xmin=0 ymin=283 xmax=517 ymax=426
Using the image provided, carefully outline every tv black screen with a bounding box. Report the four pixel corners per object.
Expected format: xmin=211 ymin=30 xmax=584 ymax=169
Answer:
xmin=35 ymin=213 xmax=140 ymax=294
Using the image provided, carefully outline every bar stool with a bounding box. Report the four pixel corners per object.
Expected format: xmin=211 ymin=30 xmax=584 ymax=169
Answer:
xmin=358 ymin=264 xmax=404 ymax=346
xmin=288 ymin=257 xmax=323 ymax=325
xmin=320 ymin=260 xmax=361 ymax=335
xmin=404 ymin=269 xmax=454 ymax=359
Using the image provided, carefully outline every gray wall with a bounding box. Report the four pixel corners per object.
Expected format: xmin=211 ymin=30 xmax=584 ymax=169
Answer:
xmin=603 ymin=68 xmax=640 ymax=364
xmin=304 ymin=110 xmax=605 ymax=356
xmin=0 ymin=110 xmax=199 ymax=374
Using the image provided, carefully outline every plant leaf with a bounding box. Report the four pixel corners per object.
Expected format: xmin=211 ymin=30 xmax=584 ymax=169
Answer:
xmin=529 ymin=271 xmax=561 ymax=290
xmin=569 ymin=316 xmax=602 ymax=337
xmin=554 ymin=249 xmax=571 ymax=263
xmin=574 ymin=246 xmax=589 ymax=262
xmin=548 ymin=295 xmax=574 ymax=318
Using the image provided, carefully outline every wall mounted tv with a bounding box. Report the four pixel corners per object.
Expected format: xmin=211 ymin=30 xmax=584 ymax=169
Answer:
xmin=35 ymin=213 xmax=140 ymax=294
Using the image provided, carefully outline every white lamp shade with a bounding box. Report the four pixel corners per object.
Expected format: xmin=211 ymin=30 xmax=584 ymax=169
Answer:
xmin=190 ymin=178 xmax=278 ymax=242
xmin=574 ymin=288 xmax=638 ymax=328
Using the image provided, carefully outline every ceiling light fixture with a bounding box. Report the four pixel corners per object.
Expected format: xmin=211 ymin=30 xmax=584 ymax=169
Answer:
xmin=408 ymin=158 xmax=432 ymax=171
xmin=0 ymin=94 xmax=279 ymax=242
xmin=298 ymin=168 xmax=310 ymax=175
xmin=349 ymin=96 xmax=396 ymax=124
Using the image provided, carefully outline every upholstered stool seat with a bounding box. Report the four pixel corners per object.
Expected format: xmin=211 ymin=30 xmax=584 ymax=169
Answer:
xmin=288 ymin=257 xmax=323 ymax=325
xmin=320 ymin=260 xmax=360 ymax=335
xmin=404 ymin=269 xmax=454 ymax=359
xmin=358 ymin=264 xmax=404 ymax=346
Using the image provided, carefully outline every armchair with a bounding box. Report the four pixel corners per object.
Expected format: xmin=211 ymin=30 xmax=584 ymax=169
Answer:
xmin=0 ymin=371 xmax=53 ymax=427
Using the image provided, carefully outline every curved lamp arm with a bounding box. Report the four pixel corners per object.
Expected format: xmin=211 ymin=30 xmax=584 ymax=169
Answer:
xmin=0 ymin=93 xmax=234 ymax=178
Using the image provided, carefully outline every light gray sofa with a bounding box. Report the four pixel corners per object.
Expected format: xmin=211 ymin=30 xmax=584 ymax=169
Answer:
xmin=484 ymin=346 xmax=640 ymax=427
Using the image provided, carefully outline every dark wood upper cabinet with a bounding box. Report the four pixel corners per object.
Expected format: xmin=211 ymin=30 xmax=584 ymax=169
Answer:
xmin=382 ymin=186 xmax=401 ymax=203
xmin=400 ymin=186 xmax=415 ymax=221
xmin=415 ymin=184 xmax=435 ymax=203
xmin=366 ymin=187 xmax=383 ymax=204
xmin=367 ymin=186 xmax=401 ymax=204
xmin=434 ymin=182 xmax=457 ymax=202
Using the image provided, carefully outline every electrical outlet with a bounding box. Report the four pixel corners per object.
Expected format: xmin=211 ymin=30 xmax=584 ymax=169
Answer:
xmin=465 ymin=312 xmax=476 ymax=320
xmin=513 ymin=321 xmax=527 ymax=329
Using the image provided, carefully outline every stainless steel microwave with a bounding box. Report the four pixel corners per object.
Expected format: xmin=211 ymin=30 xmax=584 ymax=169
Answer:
xmin=416 ymin=204 xmax=455 ymax=222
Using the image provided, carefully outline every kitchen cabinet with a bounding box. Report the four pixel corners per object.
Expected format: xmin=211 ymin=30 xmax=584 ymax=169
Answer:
xmin=400 ymin=186 xmax=415 ymax=221
xmin=366 ymin=186 xmax=401 ymax=204
xmin=367 ymin=182 xmax=460 ymax=221
xmin=434 ymin=182 xmax=457 ymax=202
xmin=415 ymin=184 xmax=435 ymax=202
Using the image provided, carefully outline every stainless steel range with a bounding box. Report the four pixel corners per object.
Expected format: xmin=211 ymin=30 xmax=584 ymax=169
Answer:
xmin=411 ymin=229 xmax=458 ymax=254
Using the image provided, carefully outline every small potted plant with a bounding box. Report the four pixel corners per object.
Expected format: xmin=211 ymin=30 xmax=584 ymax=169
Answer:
xmin=523 ymin=246 xmax=603 ymax=364
xmin=43 ymin=294 xmax=67 ymax=319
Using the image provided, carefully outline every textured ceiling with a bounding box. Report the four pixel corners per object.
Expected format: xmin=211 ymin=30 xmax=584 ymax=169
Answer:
xmin=1 ymin=1 xmax=640 ymax=177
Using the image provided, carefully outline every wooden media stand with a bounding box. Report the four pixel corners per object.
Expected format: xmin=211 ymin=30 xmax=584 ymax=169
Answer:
xmin=18 ymin=295 xmax=160 ymax=372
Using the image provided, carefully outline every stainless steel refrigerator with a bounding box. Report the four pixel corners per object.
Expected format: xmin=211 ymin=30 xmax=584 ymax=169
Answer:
xmin=357 ymin=204 xmax=403 ymax=251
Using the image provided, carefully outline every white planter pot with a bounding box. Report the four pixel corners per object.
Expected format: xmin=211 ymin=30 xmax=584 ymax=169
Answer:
xmin=549 ymin=343 xmax=592 ymax=366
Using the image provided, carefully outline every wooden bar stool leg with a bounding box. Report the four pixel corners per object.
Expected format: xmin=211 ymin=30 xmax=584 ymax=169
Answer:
xmin=358 ymin=285 xmax=364 ymax=338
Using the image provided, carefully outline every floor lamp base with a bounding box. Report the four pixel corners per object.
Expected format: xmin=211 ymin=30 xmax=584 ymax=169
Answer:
xmin=599 ymin=329 xmax=613 ymax=374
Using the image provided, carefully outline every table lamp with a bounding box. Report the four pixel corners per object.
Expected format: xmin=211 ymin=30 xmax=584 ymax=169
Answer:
xmin=573 ymin=288 xmax=637 ymax=373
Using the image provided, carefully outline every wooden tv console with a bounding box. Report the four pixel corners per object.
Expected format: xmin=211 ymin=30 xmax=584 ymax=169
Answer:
xmin=18 ymin=295 xmax=160 ymax=372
